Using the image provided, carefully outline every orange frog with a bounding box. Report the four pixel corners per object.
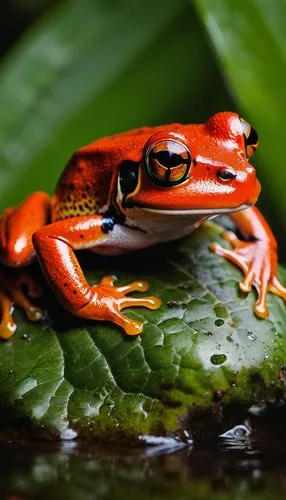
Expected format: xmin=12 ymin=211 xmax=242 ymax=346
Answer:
xmin=0 ymin=111 xmax=285 ymax=339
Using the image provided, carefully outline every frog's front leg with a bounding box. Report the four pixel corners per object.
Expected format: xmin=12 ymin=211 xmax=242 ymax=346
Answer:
xmin=211 ymin=206 xmax=286 ymax=318
xmin=0 ymin=192 xmax=50 ymax=338
xmin=32 ymin=216 xmax=161 ymax=335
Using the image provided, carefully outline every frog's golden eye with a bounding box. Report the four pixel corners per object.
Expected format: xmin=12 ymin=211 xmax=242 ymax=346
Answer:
xmin=240 ymin=118 xmax=259 ymax=158
xmin=145 ymin=140 xmax=191 ymax=187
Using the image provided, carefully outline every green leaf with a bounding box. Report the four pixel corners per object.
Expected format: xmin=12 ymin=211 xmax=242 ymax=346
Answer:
xmin=0 ymin=0 xmax=222 ymax=211
xmin=0 ymin=223 xmax=285 ymax=441
xmin=193 ymin=0 xmax=286 ymax=225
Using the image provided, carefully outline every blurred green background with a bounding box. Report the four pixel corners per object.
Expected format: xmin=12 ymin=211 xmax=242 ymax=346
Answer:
xmin=0 ymin=0 xmax=285 ymax=254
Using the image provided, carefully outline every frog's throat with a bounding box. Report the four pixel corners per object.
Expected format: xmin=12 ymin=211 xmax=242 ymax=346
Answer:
xmin=140 ymin=203 xmax=251 ymax=216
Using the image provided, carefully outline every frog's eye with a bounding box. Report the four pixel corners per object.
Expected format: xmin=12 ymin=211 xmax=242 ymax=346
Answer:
xmin=240 ymin=118 xmax=259 ymax=158
xmin=145 ymin=140 xmax=191 ymax=187
xmin=119 ymin=160 xmax=139 ymax=196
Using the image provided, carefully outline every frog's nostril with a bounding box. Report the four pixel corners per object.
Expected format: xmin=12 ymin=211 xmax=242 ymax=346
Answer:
xmin=217 ymin=167 xmax=237 ymax=181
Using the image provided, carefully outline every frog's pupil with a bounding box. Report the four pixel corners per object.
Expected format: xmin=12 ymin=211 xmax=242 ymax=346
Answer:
xmin=152 ymin=151 xmax=186 ymax=168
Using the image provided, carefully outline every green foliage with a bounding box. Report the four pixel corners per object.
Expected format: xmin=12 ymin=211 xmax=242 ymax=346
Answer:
xmin=193 ymin=0 xmax=286 ymax=246
xmin=0 ymin=0 xmax=229 ymax=210
xmin=0 ymin=225 xmax=285 ymax=439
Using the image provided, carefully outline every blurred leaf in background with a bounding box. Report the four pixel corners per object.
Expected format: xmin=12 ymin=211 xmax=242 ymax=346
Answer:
xmin=0 ymin=0 xmax=232 ymax=207
xmin=193 ymin=0 xmax=286 ymax=251
xmin=0 ymin=0 xmax=285 ymax=253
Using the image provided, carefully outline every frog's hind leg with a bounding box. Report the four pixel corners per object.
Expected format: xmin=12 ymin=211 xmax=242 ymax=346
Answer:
xmin=0 ymin=270 xmax=44 ymax=339
xmin=0 ymin=191 xmax=51 ymax=339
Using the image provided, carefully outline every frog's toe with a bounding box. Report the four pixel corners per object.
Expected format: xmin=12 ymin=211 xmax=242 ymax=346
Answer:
xmin=118 ymin=295 xmax=161 ymax=311
xmin=253 ymin=298 xmax=269 ymax=319
xmin=99 ymin=275 xmax=150 ymax=294
xmin=221 ymin=230 xmax=242 ymax=246
xmin=111 ymin=288 xmax=161 ymax=336
xmin=210 ymin=242 xmax=249 ymax=274
xmin=116 ymin=280 xmax=149 ymax=294
xmin=99 ymin=275 xmax=117 ymax=287
xmin=26 ymin=305 xmax=44 ymax=322
xmin=239 ymin=270 xmax=255 ymax=293
xmin=252 ymin=276 xmax=269 ymax=319
xmin=110 ymin=308 xmax=144 ymax=336
xmin=5 ymin=281 xmax=44 ymax=323
xmin=88 ymin=276 xmax=162 ymax=335
xmin=0 ymin=289 xmax=16 ymax=339
xmin=0 ymin=271 xmax=44 ymax=339
xmin=111 ymin=296 xmax=160 ymax=335
xmin=269 ymin=277 xmax=286 ymax=302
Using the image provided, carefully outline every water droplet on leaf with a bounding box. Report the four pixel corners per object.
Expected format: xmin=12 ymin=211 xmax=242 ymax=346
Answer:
xmin=247 ymin=331 xmax=257 ymax=341
xmin=210 ymin=354 xmax=227 ymax=365
xmin=215 ymin=319 xmax=224 ymax=327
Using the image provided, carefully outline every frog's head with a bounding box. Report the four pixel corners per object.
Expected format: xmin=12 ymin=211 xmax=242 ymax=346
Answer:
xmin=116 ymin=112 xmax=261 ymax=225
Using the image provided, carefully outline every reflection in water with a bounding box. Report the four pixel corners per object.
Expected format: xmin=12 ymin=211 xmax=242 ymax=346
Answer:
xmin=1 ymin=430 xmax=286 ymax=500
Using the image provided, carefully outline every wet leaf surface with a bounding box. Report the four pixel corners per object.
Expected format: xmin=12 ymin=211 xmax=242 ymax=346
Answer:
xmin=0 ymin=223 xmax=285 ymax=441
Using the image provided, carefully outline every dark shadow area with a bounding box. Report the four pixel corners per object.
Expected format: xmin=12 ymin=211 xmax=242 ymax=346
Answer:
xmin=1 ymin=425 xmax=286 ymax=499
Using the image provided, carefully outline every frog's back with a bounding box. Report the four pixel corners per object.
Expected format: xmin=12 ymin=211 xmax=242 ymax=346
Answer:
xmin=52 ymin=124 xmax=181 ymax=221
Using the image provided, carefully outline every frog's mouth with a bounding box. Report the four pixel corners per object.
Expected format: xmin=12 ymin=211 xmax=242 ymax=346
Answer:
xmin=140 ymin=203 xmax=251 ymax=216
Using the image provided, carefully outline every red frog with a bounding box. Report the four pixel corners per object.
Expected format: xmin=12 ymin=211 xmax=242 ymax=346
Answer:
xmin=0 ymin=111 xmax=285 ymax=339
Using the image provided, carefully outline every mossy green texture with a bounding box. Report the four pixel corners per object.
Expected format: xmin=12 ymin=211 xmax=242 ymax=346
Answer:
xmin=0 ymin=223 xmax=285 ymax=440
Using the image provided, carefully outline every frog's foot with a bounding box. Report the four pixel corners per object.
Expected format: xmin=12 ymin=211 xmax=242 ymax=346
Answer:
xmin=0 ymin=271 xmax=44 ymax=339
xmin=210 ymin=231 xmax=286 ymax=319
xmin=0 ymin=289 xmax=16 ymax=339
xmin=80 ymin=275 xmax=162 ymax=336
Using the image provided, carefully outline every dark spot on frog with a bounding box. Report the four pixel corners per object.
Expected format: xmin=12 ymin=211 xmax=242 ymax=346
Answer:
xmin=72 ymin=290 xmax=78 ymax=296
